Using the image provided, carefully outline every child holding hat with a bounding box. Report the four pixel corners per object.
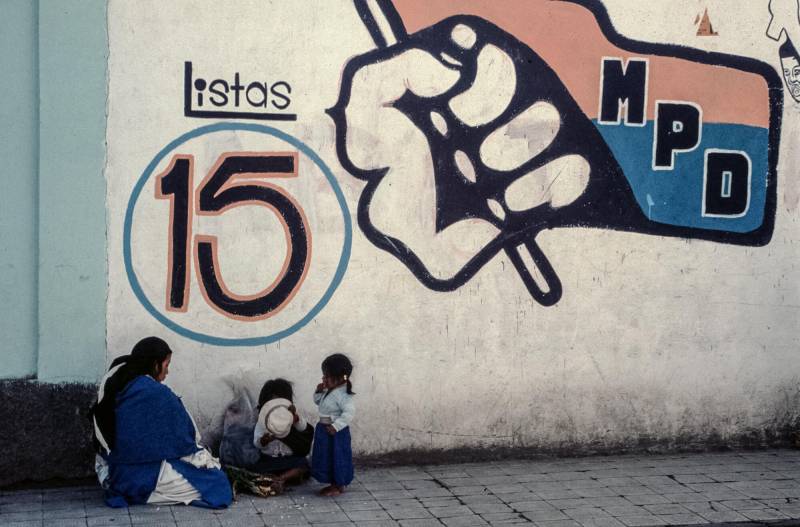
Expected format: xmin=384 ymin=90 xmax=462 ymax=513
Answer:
xmin=252 ymin=379 xmax=313 ymax=488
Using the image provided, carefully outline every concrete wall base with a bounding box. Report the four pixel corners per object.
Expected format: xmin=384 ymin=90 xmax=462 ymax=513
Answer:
xmin=0 ymin=380 xmax=96 ymax=487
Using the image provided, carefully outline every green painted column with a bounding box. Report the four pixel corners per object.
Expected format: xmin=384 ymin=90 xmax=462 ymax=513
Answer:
xmin=0 ymin=0 xmax=39 ymax=379
xmin=37 ymin=0 xmax=108 ymax=383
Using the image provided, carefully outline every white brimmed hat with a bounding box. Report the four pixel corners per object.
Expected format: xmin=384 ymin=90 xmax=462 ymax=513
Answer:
xmin=257 ymin=398 xmax=293 ymax=439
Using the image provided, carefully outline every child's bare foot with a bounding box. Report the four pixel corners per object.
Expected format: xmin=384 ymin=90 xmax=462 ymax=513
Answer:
xmin=318 ymin=485 xmax=334 ymax=496
xmin=278 ymin=467 xmax=308 ymax=486
xmin=326 ymin=485 xmax=344 ymax=497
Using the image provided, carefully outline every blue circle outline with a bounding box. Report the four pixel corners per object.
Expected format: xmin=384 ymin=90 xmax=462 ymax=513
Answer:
xmin=123 ymin=122 xmax=352 ymax=346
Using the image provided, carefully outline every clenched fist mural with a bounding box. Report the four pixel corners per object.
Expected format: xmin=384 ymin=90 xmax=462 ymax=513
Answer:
xmin=333 ymin=0 xmax=780 ymax=307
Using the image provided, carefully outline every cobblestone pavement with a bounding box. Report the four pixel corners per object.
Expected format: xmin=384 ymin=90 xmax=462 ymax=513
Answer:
xmin=5 ymin=449 xmax=800 ymax=526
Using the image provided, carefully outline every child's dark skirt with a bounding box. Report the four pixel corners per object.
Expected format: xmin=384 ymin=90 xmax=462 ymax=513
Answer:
xmin=311 ymin=423 xmax=353 ymax=486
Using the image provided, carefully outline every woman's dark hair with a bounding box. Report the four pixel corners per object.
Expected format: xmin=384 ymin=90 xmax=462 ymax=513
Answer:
xmin=322 ymin=353 xmax=355 ymax=395
xmin=108 ymin=336 xmax=173 ymax=379
xmin=257 ymin=378 xmax=293 ymax=408
xmin=91 ymin=336 xmax=173 ymax=452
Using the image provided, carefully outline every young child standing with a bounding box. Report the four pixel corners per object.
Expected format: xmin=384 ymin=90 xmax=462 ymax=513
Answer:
xmin=311 ymin=354 xmax=355 ymax=496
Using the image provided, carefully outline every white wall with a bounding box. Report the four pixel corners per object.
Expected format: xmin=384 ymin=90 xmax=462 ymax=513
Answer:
xmin=106 ymin=0 xmax=800 ymax=455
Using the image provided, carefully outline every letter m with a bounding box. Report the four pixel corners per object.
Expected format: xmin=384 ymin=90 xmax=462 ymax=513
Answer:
xmin=598 ymin=57 xmax=648 ymax=126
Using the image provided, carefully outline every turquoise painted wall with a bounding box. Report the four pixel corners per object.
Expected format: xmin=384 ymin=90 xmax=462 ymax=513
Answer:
xmin=0 ymin=0 xmax=108 ymax=383
xmin=37 ymin=0 xmax=108 ymax=383
xmin=0 ymin=0 xmax=39 ymax=379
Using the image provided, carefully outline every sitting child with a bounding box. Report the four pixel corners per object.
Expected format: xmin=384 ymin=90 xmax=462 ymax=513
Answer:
xmin=251 ymin=378 xmax=314 ymax=488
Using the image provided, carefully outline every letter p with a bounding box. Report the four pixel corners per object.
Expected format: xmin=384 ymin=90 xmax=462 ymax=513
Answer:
xmin=653 ymin=101 xmax=702 ymax=170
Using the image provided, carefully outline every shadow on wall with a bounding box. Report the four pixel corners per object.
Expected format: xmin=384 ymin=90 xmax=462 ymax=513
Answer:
xmin=353 ymin=429 xmax=799 ymax=468
xmin=195 ymin=371 xmax=267 ymax=455
xmin=0 ymin=380 xmax=96 ymax=487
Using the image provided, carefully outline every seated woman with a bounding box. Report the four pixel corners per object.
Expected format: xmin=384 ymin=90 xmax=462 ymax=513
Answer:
xmin=91 ymin=337 xmax=232 ymax=508
xmin=250 ymin=379 xmax=314 ymax=489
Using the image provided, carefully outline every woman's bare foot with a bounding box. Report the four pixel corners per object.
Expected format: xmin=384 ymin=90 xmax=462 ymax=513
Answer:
xmin=318 ymin=485 xmax=334 ymax=496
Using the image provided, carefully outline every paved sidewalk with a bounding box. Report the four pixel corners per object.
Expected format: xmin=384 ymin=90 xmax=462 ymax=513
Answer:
xmin=4 ymin=450 xmax=800 ymax=527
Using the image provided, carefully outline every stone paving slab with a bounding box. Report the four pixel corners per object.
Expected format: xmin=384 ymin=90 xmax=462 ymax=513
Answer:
xmin=6 ymin=450 xmax=800 ymax=526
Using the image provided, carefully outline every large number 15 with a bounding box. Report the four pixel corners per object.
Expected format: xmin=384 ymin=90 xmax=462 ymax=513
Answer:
xmin=155 ymin=152 xmax=311 ymax=320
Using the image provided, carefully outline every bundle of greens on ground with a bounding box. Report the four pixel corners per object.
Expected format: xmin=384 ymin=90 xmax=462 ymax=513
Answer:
xmin=223 ymin=465 xmax=282 ymax=498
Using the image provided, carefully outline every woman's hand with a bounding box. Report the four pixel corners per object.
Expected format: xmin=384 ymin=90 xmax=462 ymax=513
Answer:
xmin=325 ymin=425 xmax=337 ymax=436
xmin=259 ymin=432 xmax=274 ymax=446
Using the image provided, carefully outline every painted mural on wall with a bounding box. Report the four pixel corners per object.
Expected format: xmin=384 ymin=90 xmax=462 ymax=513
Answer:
xmin=121 ymin=0 xmax=783 ymax=345
xmin=125 ymin=123 xmax=351 ymax=345
xmin=105 ymin=0 xmax=800 ymax=455
xmin=766 ymin=0 xmax=800 ymax=102
xmin=334 ymin=0 xmax=781 ymax=306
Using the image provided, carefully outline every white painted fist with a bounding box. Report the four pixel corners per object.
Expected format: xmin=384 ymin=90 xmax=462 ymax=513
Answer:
xmin=335 ymin=23 xmax=590 ymax=283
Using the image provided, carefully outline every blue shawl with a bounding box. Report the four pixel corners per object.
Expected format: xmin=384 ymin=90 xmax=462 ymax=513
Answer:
xmin=104 ymin=376 xmax=231 ymax=509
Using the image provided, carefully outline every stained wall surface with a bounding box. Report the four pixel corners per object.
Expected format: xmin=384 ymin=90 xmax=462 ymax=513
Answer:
xmin=98 ymin=0 xmax=799 ymax=456
xmin=0 ymin=0 xmax=39 ymax=379
xmin=0 ymin=0 xmax=107 ymax=383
